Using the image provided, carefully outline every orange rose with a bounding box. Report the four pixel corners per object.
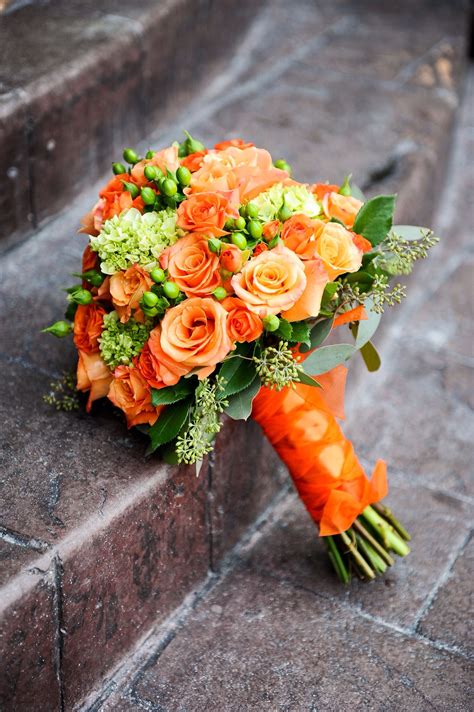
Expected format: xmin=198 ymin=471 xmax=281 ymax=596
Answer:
xmin=177 ymin=192 xmax=234 ymax=237
xmin=281 ymin=213 xmax=319 ymax=260
xmin=110 ymin=265 xmax=153 ymax=323
xmin=131 ymin=145 xmax=180 ymax=186
xmin=214 ymin=138 xmax=255 ymax=150
xmin=282 ymin=259 xmax=329 ymax=322
xmin=98 ymin=174 xmax=144 ymax=223
xmin=253 ymin=242 xmax=269 ymax=256
xmin=314 ymin=222 xmax=363 ymax=279
xmin=231 ymin=243 xmax=306 ymax=317
xmin=263 ymin=220 xmax=280 ymax=241
xmin=82 ymin=244 xmax=98 ymax=273
xmin=73 ymin=304 xmax=106 ymax=353
xmin=76 ymin=350 xmax=113 ymax=412
xmin=137 ymin=326 xmax=189 ymax=389
xmin=108 ymin=365 xmax=161 ymax=428
xmin=160 ymin=297 xmax=232 ymax=379
xmin=321 ymin=191 xmax=363 ymax=229
xmin=220 ymin=243 xmax=244 ymax=273
xmin=222 ymin=297 xmax=263 ymax=343
xmin=311 ymin=183 xmax=339 ymax=200
xmin=160 ymin=233 xmax=222 ymax=297
xmin=180 ymin=150 xmax=207 ymax=172
xmin=353 ymin=233 xmax=372 ymax=253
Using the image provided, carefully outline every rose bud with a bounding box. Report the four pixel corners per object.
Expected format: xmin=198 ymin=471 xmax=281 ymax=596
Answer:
xmin=220 ymin=244 xmax=243 ymax=273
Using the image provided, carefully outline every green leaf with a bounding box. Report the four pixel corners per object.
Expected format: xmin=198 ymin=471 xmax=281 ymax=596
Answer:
xmin=219 ymin=355 xmax=257 ymax=398
xmin=300 ymin=317 xmax=334 ymax=353
xmin=151 ymin=379 xmax=196 ymax=406
xmin=353 ymin=195 xmax=396 ymax=246
xmin=353 ymin=300 xmax=382 ymax=349
xmin=359 ymin=340 xmax=381 ymax=372
xmin=225 ymin=377 xmax=261 ymax=420
xmin=321 ymin=282 xmax=339 ymax=307
xmin=351 ymin=183 xmax=366 ymax=202
xmin=274 ymin=318 xmax=293 ymax=340
xmin=343 ymin=271 xmax=374 ymax=291
xmin=296 ymin=371 xmax=322 ymax=388
xmin=146 ymin=398 xmax=192 ymax=454
xmin=288 ymin=321 xmax=311 ymax=347
xmin=391 ymin=224 xmax=430 ymax=241
xmin=302 ymin=343 xmax=356 ymax=375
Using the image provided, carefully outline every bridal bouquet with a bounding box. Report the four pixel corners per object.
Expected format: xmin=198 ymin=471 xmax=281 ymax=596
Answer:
xmin=43 ymin=134 xmax=437 ymax=584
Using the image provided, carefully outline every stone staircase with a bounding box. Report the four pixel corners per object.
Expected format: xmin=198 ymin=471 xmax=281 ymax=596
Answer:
xmin=0 ymin=1 xmax=471 ymax=710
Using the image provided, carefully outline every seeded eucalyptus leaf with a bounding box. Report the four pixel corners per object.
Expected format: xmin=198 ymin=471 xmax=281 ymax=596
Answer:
xmin=359 ymin=340 xmax=381 ymax=372
xmin=224 ymin=377 xmax=261 ymax=420
xmin=353 ymin=300 xmax=382 ymax=349
xmin=219 ymin=356 xmax=257 ymax=398
xmin=288 ymin=321 xmax=311 ymax=347
xmin=296 ymin=371 xmax=322 ymax=388
xmin=151 ymin=379 xmax=196 ymax=406
xmin=302 ymin=343 xmax=356 ymax=375
xmin=391 ymin=225 xmax=430 ymax=241
xmin=353 ymin=195 xmax=396 ymax=246
xmin=275 ymin=318 xmax=293 ymax=341
xmin=146 ymin=398 xmax=192 ymax=454
xmin=300 ymin=317 xmax=334 ymax=353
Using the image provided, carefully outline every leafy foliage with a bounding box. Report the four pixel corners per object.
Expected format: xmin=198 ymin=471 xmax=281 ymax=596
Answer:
xmin=353 ymin=195 xmax=396 ymax=246
xmin=225 ymin=377 xmax=261 ymax=420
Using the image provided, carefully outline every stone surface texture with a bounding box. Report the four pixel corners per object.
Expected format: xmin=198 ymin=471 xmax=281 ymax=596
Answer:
xmin=0 ymin=0 xmax=472 ymax=710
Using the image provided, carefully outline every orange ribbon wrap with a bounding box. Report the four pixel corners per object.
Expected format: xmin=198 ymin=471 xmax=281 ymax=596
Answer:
xmin=251 ymin=364 xmax=388 ymax=536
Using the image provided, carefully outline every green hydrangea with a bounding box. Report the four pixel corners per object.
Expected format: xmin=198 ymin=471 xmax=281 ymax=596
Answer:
xmin=90 ymin=207 xmax=179 ymax=275
xmin=98 ymin=312 xmax=150 ymax=370
xmin=249 ymin=183 xmax=321 ymax=222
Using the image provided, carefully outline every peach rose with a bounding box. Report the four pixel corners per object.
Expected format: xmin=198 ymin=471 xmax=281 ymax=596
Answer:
xmin=160 ymin=233 xmax=222 ymax=297
xmin=222 ymin=297 xmax=263 ymax=343
xmin=177 ymin=192 xmax=235 ymax=237
xmin=76 ymin=350 xmax=113 ymax=412
xmin=263 ymin=220 xmax=280 ymax=241
xmin=321 ymin=191 xmax=363 ymax=229
xmin=73 ymin=304 xmax=106 ymax=353
xmin=231 ymin=243 xmax=306 ymax=317
xmin=220 ymin=243 xmax=244 ymax=273
xmin=98 ymin=174 xmax=144 ymax=223
xmin=160 ymin=297 xmax=232 ymax=379
xmin=110 ymin=265 xmax=153 ymax=323
xmin=131 ymin=145 xmax=180 ymax=186
xmin=281 ymin=213 xmax=319 ymax=260
xmin=108 ymin=365 xmax=161 ymax=428
xmin=314 ymin=222 xmax=363 ymax=279
xmin=137 ymin=326 xmax=189 ymax=389
xmin=282 ymin=259 xmax=329 ymax=323
xmin=189 ymin=161 xmax=238 ymax=195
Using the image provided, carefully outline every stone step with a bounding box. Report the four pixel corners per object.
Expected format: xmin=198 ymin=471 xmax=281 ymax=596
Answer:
xmin=0 ymin=0 xmax=468 ymax=710
xmin=0 ymin=0 xmax=255 ymax=249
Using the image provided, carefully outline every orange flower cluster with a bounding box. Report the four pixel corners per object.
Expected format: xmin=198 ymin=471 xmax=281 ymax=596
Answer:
xmin=73 ymin=137 xmax=371 ymax=433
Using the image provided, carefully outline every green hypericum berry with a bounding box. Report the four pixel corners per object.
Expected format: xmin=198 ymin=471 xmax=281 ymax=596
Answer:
xmin=161 ymin=178 xmax=178 ymax=197
xmin=112 ymin=162 xmax=127 ymax=175
xmin=71 ymin=288 xmax=93 ymax=305
xmin=144 ymin=165 xmax=159 ymax=181
xmin=208 ymin=238 xmax=222 ymax=254
xmin=278 ymin=204 xmax=292 ymax=222
xmin=234 ymin=216 xmax=246 ymax=231
xmin=123 ymin=148 xmax=139 ymax=164
xmin=224 ymin=218 xmax=235 ymax=230
xmin=212 ymin=287 xmax=228 ymax=301
xmin=274 ymin=159 xmax=292 ymax=175
xmin=82 ymin=269 xmax=104 ymax=287
xmin=142 ymin=305 xmax=159 ymax=318
xmin=176 ymin=166 xmax=191 ymax=186
xmin=41 ymin=320 xmax=72 ymax=338
xmin=338 ymin=174 xmax=352 ymax=196
xmin=122 ymin=181 xmax=139 ymax=199
xmin=162 ymin=281 xmax=180 ymax=299
xmin=143 ymin=291 xmax=159 ymax=308
xmin=141 ymin=186 xmax=156 ymax=205
xmin=183 ymin=130 xmax=205 ymax=154
xmin=231 ymin=232 xmax=247 ymax=250
xmin=246 ymin=202 xmax=259 ymax=219
xmin=145 ymin=150 xmax=156 ymax=159
xmin=263 ymin=315 xmax=280 ymax=332
xmin=150 ymin=267 xmax=166 ymax=283
xmin=247 ymin=219 xmax=263 ymax=239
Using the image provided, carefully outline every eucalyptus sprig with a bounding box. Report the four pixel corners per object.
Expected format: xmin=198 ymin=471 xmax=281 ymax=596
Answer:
xmin=175 ymin=376 xmax=228 ymax=464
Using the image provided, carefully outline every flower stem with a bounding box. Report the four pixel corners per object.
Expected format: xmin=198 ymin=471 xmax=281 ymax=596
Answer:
xmin=326 ymin=536 xmax=351 ymax=585
xmin=372 ymin=501 xmax=411 ymax=541
xmin=340 ymin=530 xmax=376 ymax=580
xmin=361 ymin=505 xmax=411 ymax=557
